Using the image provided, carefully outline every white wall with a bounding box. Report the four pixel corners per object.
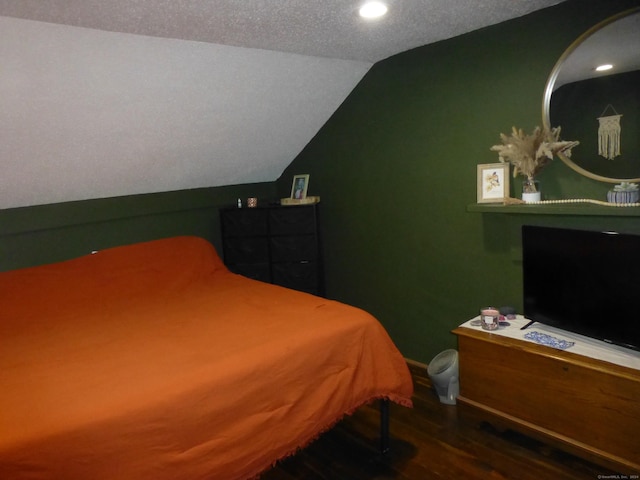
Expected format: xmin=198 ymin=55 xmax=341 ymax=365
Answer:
xmin=0 ymin=17 xmax=371 ymax=209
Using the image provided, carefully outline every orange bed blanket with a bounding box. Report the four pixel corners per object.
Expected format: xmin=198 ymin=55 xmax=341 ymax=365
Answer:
xmin=0 ymin=236 xmax=412 ymax=480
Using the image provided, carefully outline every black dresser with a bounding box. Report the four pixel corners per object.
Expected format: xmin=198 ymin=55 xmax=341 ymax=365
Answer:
xmin=220 ymin=204 xmax=323 ymax=296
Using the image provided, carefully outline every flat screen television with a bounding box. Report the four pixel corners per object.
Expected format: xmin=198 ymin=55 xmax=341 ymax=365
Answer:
xmin=522 ymin=225 xmax=640 ymax=351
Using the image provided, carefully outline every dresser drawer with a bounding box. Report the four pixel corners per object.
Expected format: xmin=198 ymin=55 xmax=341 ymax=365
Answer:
xmin=220 ymin=204 xmax=323 ymax=296
xmin=228 ymin=263 xmax=271 ymax=283
xmin=221 ymin=209 xmax=268 ymax=236
xmin=269 ymin=207 xmax=317 ymax=235
xmin=223 ymin=237 xmax=269 ymax=264
xmin=272 ymin=262 xmax=319 ymax=292
xmin=270 ymin=235 xmax=318 ymax=262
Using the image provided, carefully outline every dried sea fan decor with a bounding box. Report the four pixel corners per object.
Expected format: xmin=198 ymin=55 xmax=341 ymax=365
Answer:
xmin=490 ymin=126 xmax=579 ymax=192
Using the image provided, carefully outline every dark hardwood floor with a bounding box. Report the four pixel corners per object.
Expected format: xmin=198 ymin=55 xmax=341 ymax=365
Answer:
xmin=261 ymin=365 xmax=620 ymax=479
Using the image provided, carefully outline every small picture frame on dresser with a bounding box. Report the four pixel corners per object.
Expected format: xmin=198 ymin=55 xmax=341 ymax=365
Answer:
xmin=477 ymin=163 xmax=509 ymax=203
xmin=291 ymin=174 xmax=310 ymax=200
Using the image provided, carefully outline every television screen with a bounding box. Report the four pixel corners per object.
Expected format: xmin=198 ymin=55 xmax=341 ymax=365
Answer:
xmin=522 ymin=225 xmax=640 ymax=351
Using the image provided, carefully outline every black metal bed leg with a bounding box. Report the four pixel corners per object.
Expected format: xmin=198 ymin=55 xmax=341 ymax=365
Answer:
xmin=379 ymin=399 xmax=390 ymax=454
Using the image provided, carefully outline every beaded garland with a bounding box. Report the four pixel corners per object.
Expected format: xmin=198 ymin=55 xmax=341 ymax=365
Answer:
xmin=503 ymin=197 xmax=640 ymax=207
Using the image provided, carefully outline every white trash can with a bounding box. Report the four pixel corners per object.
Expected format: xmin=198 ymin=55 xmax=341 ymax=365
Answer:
xmin=427 ymin=349 xmax=459 ymax=405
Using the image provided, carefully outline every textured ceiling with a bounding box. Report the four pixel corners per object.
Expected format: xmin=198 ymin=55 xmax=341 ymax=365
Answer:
xmin=0 ymin=0 xmax=566 ymax=209
xmin=553 ymin=10 xmax=640 ymax=88
xmin=0 ymin=0 xmax=565 ymax=62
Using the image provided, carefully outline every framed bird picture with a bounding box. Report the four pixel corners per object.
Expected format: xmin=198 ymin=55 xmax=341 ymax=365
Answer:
xmin=477 ymin=163 xmax=509 ymax=203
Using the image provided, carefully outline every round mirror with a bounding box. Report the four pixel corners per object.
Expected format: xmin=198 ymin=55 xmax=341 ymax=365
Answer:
xmin=542 ymin=8 xmax=640 ymax=183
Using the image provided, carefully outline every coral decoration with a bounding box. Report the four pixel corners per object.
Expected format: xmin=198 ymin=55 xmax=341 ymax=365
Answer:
xmin=490 ymin=126 xmax=579 ymax=182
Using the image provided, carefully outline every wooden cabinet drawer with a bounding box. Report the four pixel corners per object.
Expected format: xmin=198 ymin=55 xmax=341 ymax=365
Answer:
xmin=454 ymin=326 xmax=640 ymax=472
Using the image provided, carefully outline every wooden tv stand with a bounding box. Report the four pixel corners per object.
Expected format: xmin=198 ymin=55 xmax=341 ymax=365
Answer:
xmin=453 ymin=324 xmax=640 ymax=473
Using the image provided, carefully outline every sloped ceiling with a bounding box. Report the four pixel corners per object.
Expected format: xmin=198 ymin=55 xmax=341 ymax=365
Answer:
xmin=0 ymin=0 xmax=564 ymax=209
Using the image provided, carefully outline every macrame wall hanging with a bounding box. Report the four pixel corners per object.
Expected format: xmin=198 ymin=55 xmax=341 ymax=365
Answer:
xmin=597 ymin=104 xmax=622 ymax=160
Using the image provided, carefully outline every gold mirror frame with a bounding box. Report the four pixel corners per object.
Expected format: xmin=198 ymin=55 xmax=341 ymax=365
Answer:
xmin=542 ymin=7 xmax=640 ymax=184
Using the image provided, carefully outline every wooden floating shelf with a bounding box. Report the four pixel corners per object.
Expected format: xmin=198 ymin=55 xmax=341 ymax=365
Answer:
xmin=467 ymin=203 xmax=640 ymax=217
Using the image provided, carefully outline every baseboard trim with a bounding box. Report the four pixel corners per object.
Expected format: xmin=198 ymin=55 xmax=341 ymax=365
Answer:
xmin=405 ymin=358 xmax=427 ymax=377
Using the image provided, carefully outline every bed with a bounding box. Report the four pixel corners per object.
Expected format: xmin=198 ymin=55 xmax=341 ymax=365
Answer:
xmin=0 ymin=235 xmax=413 ymax=480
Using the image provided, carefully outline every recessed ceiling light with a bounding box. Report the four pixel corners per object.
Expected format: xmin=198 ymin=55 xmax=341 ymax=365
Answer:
xmin=359 ymin=2 xmax=388 ymax=19
xmin=595 ymin=64 xmax=613 ymax=72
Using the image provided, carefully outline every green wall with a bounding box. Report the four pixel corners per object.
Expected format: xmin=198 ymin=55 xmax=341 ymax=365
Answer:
xmin=0 ymin=183 xmax=275 ymax=272
xmin=278 ymin=0 xmax=640 ymax=363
